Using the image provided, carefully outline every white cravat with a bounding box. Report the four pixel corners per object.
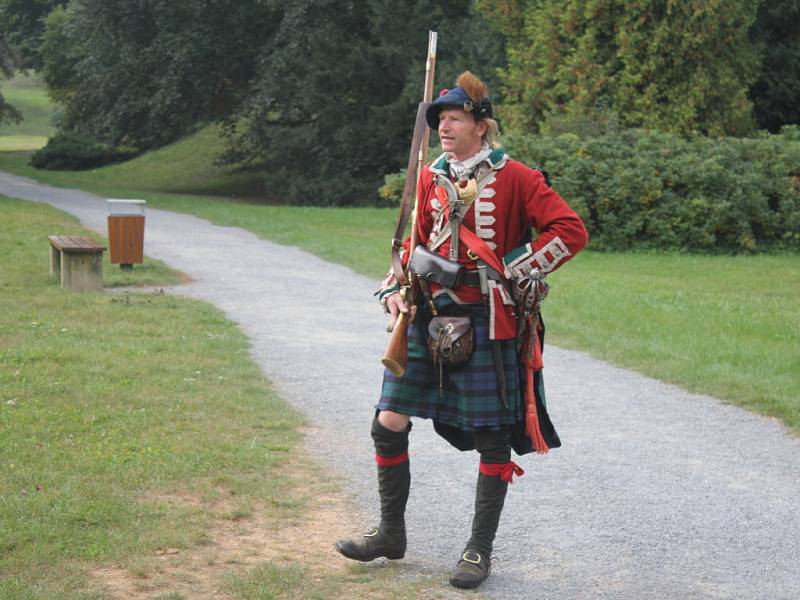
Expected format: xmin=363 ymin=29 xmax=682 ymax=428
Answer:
xmin=448 ymin=143 xmax=492 ymax=181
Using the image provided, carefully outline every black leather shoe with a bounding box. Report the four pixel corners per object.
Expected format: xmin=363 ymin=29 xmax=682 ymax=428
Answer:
xmin=335 ymin=526 xmax=406 ymax=562
xmin=449 ymin=550 xmax=491 ymax=589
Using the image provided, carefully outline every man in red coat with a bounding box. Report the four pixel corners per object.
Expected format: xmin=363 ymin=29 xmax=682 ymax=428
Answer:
xmin=337 ymin=72 xmax=588 ymax=589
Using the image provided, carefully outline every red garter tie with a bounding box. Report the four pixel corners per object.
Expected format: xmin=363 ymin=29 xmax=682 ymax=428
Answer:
xmin=479 ymin=461 xmax=525 ymax=483
xmin=375 ymin=451 xmax=409 ymax=467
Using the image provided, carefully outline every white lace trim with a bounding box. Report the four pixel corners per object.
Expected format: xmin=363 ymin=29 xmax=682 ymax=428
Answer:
xmin=474 ymin=174 xmax=497 ymax=250
xmin=506 ymin=237 xmax=571 ymax=277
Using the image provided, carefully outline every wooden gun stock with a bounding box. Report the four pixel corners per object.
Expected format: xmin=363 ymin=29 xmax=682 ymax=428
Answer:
xmin=382 ymin=312 xmax=409 ymax=377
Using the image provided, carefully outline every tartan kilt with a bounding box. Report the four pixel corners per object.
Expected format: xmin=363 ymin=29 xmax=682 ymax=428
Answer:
xmin=377 ymin=302 xmax=523 ymax=430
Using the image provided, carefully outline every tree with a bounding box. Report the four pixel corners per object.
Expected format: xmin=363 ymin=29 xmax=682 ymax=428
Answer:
xmin=749 ymin=0 xmax=800 ymax=132
xmin=0 ymin=0 xmax=68 ymax=70
xmin=480 ymin=0 xmax=761 ymax=136
xmin=221 ymin=0 xmax=506 ymax=204
xmin=0 ymin=35 xmax=21 ymax=125
xmin=29 ymin=0 xmax=504 ymax=201
xmin=38 ymin=5 xmax=82 ymax=109
xmin=39 ymin=0 xmax=284 ymax=150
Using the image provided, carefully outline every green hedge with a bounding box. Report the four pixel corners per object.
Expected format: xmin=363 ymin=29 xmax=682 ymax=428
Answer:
xmin=504 ymin=127 xmax=800 ymax=252
xmin=30 ymin=132 xmax=139 ymax=171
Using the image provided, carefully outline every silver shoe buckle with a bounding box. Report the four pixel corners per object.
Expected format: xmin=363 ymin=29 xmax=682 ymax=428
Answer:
xmin=462 ymin=550 xmax=482 ymax=564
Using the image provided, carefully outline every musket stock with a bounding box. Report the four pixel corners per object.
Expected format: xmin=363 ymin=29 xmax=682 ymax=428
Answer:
xmin=381 ymin=312 xmax=409 ymax=377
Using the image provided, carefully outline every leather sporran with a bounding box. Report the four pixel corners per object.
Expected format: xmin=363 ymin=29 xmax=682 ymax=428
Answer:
xmin=426 ymin=316 xmax=474 ymax=367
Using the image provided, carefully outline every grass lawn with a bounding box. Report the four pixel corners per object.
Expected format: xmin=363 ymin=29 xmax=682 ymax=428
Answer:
xmin=0 ymin=136 xmax=49 ymax=151
xmin=0 ymin=72 xmax=265 ymax=196
xmin=2 ymin=78 xmax=799 ymax=420
xmin=543 ymin=251 xmax=800 ymax=430
xmin=0 ymin=74 xmax=56 ymax=147
xmin=0 ymin=197 xmax=455 ymax=599
xmin=1 ymin=145 xmax=798 ymax=435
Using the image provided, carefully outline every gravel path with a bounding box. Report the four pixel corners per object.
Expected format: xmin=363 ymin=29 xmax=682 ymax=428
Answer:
xmin=3 ymin=171 xmax=799 ymax=599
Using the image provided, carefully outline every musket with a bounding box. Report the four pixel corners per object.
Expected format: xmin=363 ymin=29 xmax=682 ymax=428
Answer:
xmin=381 ymin=31 xmax=438 ymax=377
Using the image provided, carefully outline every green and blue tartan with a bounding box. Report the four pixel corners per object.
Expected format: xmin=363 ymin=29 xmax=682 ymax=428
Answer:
xmin=377 ymin=299 xmax=523 ymax=430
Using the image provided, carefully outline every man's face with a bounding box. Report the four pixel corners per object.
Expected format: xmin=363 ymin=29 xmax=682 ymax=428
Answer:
xmin=438 ymin=107 xmax=487 ymax=161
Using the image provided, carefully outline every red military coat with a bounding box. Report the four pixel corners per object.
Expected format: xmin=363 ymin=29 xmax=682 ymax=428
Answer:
xmin=393 ymin=148 xmax=588 ymax=343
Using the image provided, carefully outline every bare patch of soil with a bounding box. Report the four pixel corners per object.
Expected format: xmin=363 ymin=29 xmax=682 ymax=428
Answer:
xmin=87 ymin=451 xmax=362 ymax=599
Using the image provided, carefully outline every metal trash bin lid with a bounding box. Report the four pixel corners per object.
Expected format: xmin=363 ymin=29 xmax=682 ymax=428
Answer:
xmin=108 ymin=199 xmax=146 ymax=216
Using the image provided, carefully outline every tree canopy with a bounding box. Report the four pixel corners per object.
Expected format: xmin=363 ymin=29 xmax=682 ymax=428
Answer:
xmin=0 ymin=34 xmax=20 ymax=125
xmin=30 ymin=0 xmax=503 ymax=202
xmin=220 ymin=0 xmax=505 ymax=204
xmin=749 ymin=0 xmax=800 ymax=132
xmin=39 ymin=0 xmax=284 ymax=150
xmin=0 ymin=0 xmax=67 ymax=70
xmin=481 ymin=0 xmax=762 ymax=136
xmin=2 ymin=0 xmax=798 ymax=203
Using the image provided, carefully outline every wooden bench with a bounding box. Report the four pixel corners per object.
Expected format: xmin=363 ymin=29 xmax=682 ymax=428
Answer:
xmin=48 ymin=235 xmax=107 ymax=292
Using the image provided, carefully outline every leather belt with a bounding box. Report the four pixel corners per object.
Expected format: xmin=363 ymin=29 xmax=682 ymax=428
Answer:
xmin=460 ymin=267 xmax=504 ymax=287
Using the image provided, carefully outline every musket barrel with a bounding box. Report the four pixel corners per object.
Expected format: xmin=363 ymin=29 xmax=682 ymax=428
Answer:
xmin=412 ymin=30 xmax=438 ymax=254
xmin=418 ymin=31 xmax=438 ymax=176
xmin=381 ymin=31 xmax=438 ymax=378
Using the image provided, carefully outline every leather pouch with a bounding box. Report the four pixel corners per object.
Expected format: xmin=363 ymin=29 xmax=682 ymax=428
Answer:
xmin=426 ymin=315 xmax=474 ymax=367
xmin=409 ymin=245 xmax=464 ymax=289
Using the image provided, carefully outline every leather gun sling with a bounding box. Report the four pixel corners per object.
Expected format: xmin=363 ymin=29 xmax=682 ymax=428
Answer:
xmin=390 ymin=103 xmax=430 ymax=287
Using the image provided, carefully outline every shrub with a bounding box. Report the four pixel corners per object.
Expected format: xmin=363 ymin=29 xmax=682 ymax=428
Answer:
xmin=30 ymin=132 xmax=138 ymax=170
xmin=379 ymin=128 xmax=800 ymax=253
xmin=504 ymin=127 xmax=800 ymax=252
xmin=379 ymin=171 xmax=406 ymax=204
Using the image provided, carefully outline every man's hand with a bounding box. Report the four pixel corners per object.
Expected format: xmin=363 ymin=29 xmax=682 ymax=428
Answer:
xmin=386 ymin=292 xmax=417 ymax=330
